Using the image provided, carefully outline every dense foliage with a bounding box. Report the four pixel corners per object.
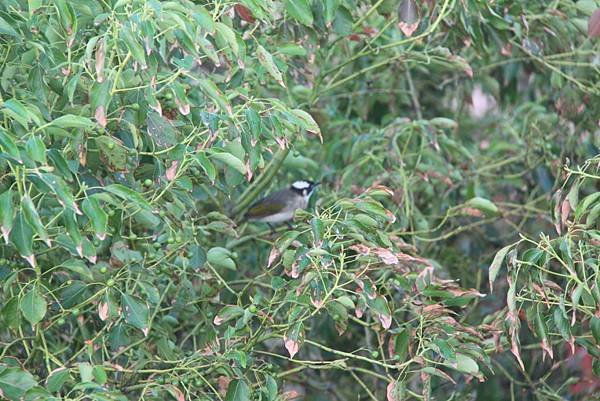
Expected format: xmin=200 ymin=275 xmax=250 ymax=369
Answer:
xmin=0 ymin=0 xmax=599 ymax=400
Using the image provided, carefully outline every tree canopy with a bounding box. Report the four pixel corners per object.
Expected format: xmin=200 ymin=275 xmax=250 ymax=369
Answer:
xmin=0 ymin=1 xmax=599 ymax=400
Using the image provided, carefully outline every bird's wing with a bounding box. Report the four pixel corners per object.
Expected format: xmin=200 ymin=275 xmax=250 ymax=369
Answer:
xmin=245 ymin=191 xmax=288 ymax=218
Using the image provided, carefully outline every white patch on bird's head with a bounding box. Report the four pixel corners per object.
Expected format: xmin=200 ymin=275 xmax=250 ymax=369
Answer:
xmin=291 ymin=180 xmax=311 ymax=190
xmin=290 ymin=180 xmax=317 ymax=198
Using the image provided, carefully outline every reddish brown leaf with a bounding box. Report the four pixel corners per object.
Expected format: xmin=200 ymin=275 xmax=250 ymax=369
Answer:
xmin=244 ymin=159 xmax=253 ymax=182
xmin=165 ymin=160 xmax=179 ymax=181
xmin=95 ymin=39 xmax=105 ymax=83
xmin=362 ymin=26 xmax=379 ymax=37
xmin=169 ymin=386 xmax=185 ymax=401
xmin=284 ymin=336 xmax=300 ymax=358
xmin=589 ymin=9 xmax=600 ymax=38
xmin=267 ymin=247 xmax=280 ymax=268
xmin=377 ymin=311 xmax=392 ymax=329
xmin=387 ymin=381 xmax=402 ymax=401
xmin=553 ymin=189 xmax=563 ymax=234
xmin=235 ymin=4 xmax=256 ymax=23
xmin=175 ymin=100 xmax=190 ymax=116
xmin=217 ymin=376 xmax=230 ymax=396
xmin=461 ymin=207 xmax=485 ymax=217
xmin=310 ymin=297 xmax=324 ymax=309
xmin=541 ymin=338 xmax=554 ymax=361
xmin=373 ymin=248 xmax=398 ymax=265
xmin=398 ymin=0 xmax=420 ymax=37
xmin=98 ymin=302 xmax=109 ymax=321
xmin=560 ymin=198 xmax=570 ymax=227
xmin=95 ymin=106 xmax=107 ymax=127
xmin=398 ymin=21 xmax=419 ymax=37
xmin=283 ymin=389 xmax=304 ymax=400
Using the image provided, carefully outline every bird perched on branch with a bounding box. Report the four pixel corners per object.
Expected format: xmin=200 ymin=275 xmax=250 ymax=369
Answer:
xmin=243 ymin=180 xmax=319 ymax=230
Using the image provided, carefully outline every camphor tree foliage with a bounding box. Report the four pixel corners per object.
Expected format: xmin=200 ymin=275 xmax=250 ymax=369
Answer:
xmin=0 ymin=0 xmax=599 ymax=400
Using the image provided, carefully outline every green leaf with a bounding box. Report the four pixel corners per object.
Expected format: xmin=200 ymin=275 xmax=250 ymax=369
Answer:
xmin=553 ymin=306 xmax=570 ymax=340
xmin=3 ymin=99 xmax=35 ymax=127
xmin=0 ymin=16 xmax=19 ymax=37
xmin=78 ymin=362 xmax=93 ymax=383
xmin=60 ymin=260 xmax=93 ymax=282
xmin=430 ymin=117 xmax=458 ymax=129
xmin=324 ymin=0 xmax=341 ymax=23
xmin=9 ymin=213 xmax=34 ymax=260
xmin=28 ymin=0 xmax=43 ymax=15
xmin=50 ymin=114 xmax=96 ymax=129
xmin=111 ymin=241 xmax=143 ymax=265
xmin=196 ymin=153 xmax=216 ymax=182
xmin=0 ymin=366 xmax=37 ymax=401
xmin=0 ymin=127 xmax=21 ymax=161
xmin=133 ymin=209 xmax=161 ymax=230
xmin=92 ymin=366 xmax=107 ymax=385
xmin=210 ymin=151 xmax=246 ymax=176
xmin=121 ymin=294 xmax=149 ymax=335
xmin=215 ymin=22 xmax=239 ymax=56
xmin=38 ymin=173 xmax=79 ymax=213
xmin=22 ymin=195 xmax=50 ymax=246
xmin=335 ymin=295 xmax=355 ymax=309
xmin=455 ymin=354 xmax=479 ymax=375
xmin=575 ymin=192 xmax=600 ymax=221
xmin=95 ymin=136 xmax=129 ymax=172
xmin=189 ymin=245 xmax=206 ymax=270
xmin=289 ymin=109 xmax=322 ymax=142
xmin=146 ymin=111 xmax=178 ymax=149
xmin=256 ymin=45 xmax=285 ymax=87
xmin=420 ymin=367 xmax=455 ymax=384
xmin=285 ymin=0 xmax=313 ymax=26
xmin=592 ymin=316 xmax=600 ymax=344
xmin=265 ymin=375 xmax=277 ymax=401
xmin=333 ymin=6 xmax=353 ymax=36
xmin=47 ymin=149 xmax=73 ymax=181
xmin=63 ymin=209 xmax=82 ymax=250
xmin=214 ymin=305 xmax=244 ymax=326
xmin=225 ymin=379 xmax=250 ymax=401
xmin=466 ymin=197 xmax=499 ymax=216
xmin=104 ymin=184 xmax=151 ymax=210
xmin=0 ymin=189 xmax=14 ymax=242
xmin=120 ymin=26 xmax=146 ymax=67
xmin=90 ymin=80 xmax=111 ymax=125
xmin=245 ymin=109 xmax=261 ymax=140
xmin=366 ymin=296 xmax=392 ymax=329
xmin=207 ymin=247 xmax=237 ymax=270
xmin=25 ymin=136 xmax=46 ymax=164
xmin=393 ymin=329 xmax=410 ymax=362
xmin=192 ymin=7 xmax=215 ymax=33
xmin=19 ymin=287 xmax=47 ymax=326
xmin=198 ymin=37 xmax=220 ymax=65
xmin=45 ymin=368 xmax=69 ymax=393
xmin=1 ymin=298 xmax=21 ymax=329
xmin=488 ymin=244 xmax=512 ymax=292
xmin=196 ymin=79 xmax=232 ymax=116
xmin=54 ymin=0 xmax=77 ymax=35
xmin=279 ymin=43 xmax=308 ymax=57
xmin=82 ymin=197 xmax=108 ymax=240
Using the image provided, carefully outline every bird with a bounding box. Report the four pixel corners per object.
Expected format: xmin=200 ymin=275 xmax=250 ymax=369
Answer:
xmin=243 ymin=180 xmax=319 ymax=231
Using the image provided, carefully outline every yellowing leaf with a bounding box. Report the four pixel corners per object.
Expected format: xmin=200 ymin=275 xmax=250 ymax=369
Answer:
xmin=257 ymin=45 xmax=285 ymax=87
xmin=488 ymin=244 xmax=512 ymax=292
xmin=290 ymin=109 xmax=322 ymax=143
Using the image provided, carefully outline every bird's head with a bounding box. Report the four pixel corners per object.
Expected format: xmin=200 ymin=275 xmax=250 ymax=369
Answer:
xmin=290 ymin=180 xmax=319 ymax=198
